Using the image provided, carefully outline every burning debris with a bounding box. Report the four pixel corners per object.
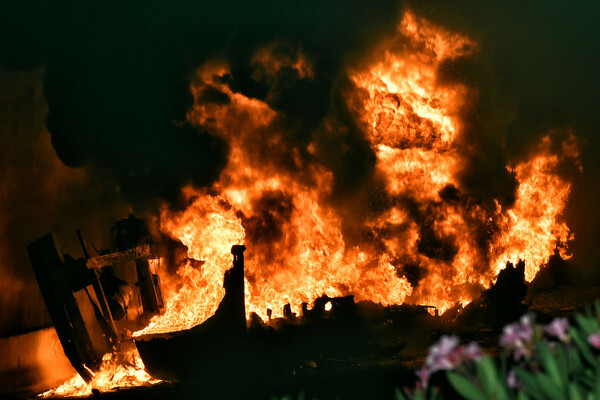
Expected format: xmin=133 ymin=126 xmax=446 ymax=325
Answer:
xmin=134 ymin=244 xmax=426 ymax=383
xmin=39 ymin=350 xmax=159 ymax=399
xmin=27 ymin=227 xmax=578 ymax=398
xmin=27 ymin=216 xmax=164 ymax=394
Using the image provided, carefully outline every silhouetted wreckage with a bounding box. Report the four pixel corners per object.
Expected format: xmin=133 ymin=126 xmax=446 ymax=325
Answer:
xmin=135 ymin=245 xmax=378 ymax=382
xmin=135 ymin=249 xmax=460 ymax=384
xmin=27 ymin=216 xmax=164 ymax=382
xmin=444 ymin=260 xmax=528 ymax=330
xmin=28 ymin=217 xmax=538 ymax=392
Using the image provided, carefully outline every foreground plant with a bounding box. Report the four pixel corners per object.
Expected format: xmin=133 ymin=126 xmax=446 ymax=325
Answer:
xmin=397 ymin=305 xmax=600 ymax=400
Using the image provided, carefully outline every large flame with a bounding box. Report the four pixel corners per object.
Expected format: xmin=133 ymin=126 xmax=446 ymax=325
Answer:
xmin=135 ymin=57 xmax=414 ymax=335
xmin=134 ymin=11 xmax=577 ymax=337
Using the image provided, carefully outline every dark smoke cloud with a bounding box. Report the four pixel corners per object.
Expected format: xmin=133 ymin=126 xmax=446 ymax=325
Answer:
xmin=241 ymin=191 xmax=295 ymax=264
xmin=1 ymin=2 xmax=597 ymax=206
xmin=0 ymin=68 xmax=132 ymax=335
xmin=0 ymin=0 xmax=403 ymax=207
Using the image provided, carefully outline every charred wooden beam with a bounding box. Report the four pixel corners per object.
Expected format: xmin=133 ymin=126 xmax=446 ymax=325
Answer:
xmin=136 ymin=258 xmax=162 ymax=313
xmin=85 ymin=244 xmax=152 ymax=269
xmin=89 ymin=267 xmax=119 ymax=339
xmin=229 ymin=245 xmax=247 ymax=333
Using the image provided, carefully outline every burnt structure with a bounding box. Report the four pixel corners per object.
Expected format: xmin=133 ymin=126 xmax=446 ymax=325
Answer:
xmin=133 ymin=247 xmax=536 ymax=389
xmin=198 ymin=245 xmax=246 ymax=334
xmin=28 ymin=219 xmax=536 ymax=394
xmin=27 ymin=216 xmax=164 ymax=382
xmin=447 ymin=260 xmax=528 ymax=329
xmin=134 ymin=245 xmax=432 ymax=384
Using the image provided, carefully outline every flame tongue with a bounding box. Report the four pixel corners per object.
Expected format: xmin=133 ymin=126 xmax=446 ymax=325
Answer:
xmin=490 ymin=135 xmax=577 ymax=280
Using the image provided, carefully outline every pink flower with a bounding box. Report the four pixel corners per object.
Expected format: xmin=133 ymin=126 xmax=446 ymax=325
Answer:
xmin=417 ymin=335 xmax=460 ymax=388
xmin=500 ymin=315 xmax=534 ymax=346
xmin=507 ymin=370 xmax=523 ymax=389
xmin=588 ymin=331 xmax=600 ymax=349
xmin=415 ymin=367 xmax=431 ymax=388
xmin=460 ymin=342 xmax=482 ymax=360
xmin=544 ymin=317 xmax=569 ymax=341
xmin=418 ymin=336 xmax=483 ymax=388
xmin=430 ymin=335 xmax=460 ymax=358
xmin=426 ymin=335 xmax=460 ymax=371
xmin=500 ymin=314 xmax=534 ymax=360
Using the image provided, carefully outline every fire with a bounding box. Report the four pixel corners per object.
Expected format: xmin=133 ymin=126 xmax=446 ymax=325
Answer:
xmin=491 ymin=134 xmax=578 ymax=280
xmin=345 ymin=11 xmax=576 ymax=312
xmin=136 ymin=193 xmax=245 ymax=335
xmin=346 ymin=11 xmax=485 ymax=312
xmin=132 ymin=10 xmax=578 ymax=338
xmin=43 ymin=8 xmax=580 ymax=396
xmin=40 ymin=349 xmax=159 ymax=398
xmin=134 ymin=44 xmax=418 ymax=336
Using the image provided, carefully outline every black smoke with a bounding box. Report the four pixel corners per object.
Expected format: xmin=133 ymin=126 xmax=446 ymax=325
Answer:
xmin=0 ymin=0 xmax=404 ymax=207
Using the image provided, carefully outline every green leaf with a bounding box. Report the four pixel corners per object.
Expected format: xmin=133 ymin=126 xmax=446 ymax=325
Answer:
xmin=394 ymin=387 xmax=407 ymax=400
xmin=537 ymin=342 xmax=564 ymax=393
xmin=577 ymin=368 xmax=596 ymax=390
xmin=594 ymin=301 xmax=600 ymax=318
xmin=575 ymin=314 xmax=599 ymax=336
xmin=594 ymin=377 xmax=600 ymax=400
xmin=514 ymin=368 xmax=545 ymax=400
xmin=413 ymin=388 xmax=425 ymax=400
xmin=556 ymin=343 xmax=567 ymax=372
xmin=570 ymin=328 xmax=597 ymax=367
xmin=568 ymin=346 xmax=584 ymax=374
xmin=475 ymin=355 xmax=509 ymax=400
xmin=537 ymin=372 xmax=563 ymax=400
xmin=447 ymin=371 xmax=486 ymax=400
xmin=568 ymin=382 xmax=584 ymax=400
xmin=556 ymin=344 xmax=570 ymax=390
xmin=517 ymin=392 xmax=530 ymax=400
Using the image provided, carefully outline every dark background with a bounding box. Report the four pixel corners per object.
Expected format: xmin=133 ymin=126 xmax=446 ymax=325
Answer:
xmin=0 ymin=0 xmax=598 ymax=336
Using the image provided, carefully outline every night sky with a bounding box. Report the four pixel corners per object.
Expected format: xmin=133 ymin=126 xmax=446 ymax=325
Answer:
xmin=1 ymin=0 xmax=599 ymax=336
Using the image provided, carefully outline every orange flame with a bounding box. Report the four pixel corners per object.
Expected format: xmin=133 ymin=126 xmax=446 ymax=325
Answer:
xmin=40 ymin=349 xmax=159 ymax=398
xmin=132 ymin=10 xmax=578 ymax=338
xmin=491 ymin=134 xmax=577 ymax=280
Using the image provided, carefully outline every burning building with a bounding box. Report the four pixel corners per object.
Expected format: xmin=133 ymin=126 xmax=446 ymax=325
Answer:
xmin=0 ymin=1 xmax=599 ymax=398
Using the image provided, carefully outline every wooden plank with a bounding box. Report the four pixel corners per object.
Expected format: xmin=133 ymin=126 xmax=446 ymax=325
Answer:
xmin=86 ymin=244 xmax=151 ymax=270
xmin=135 ymin=259 xmax=161 ymax=313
